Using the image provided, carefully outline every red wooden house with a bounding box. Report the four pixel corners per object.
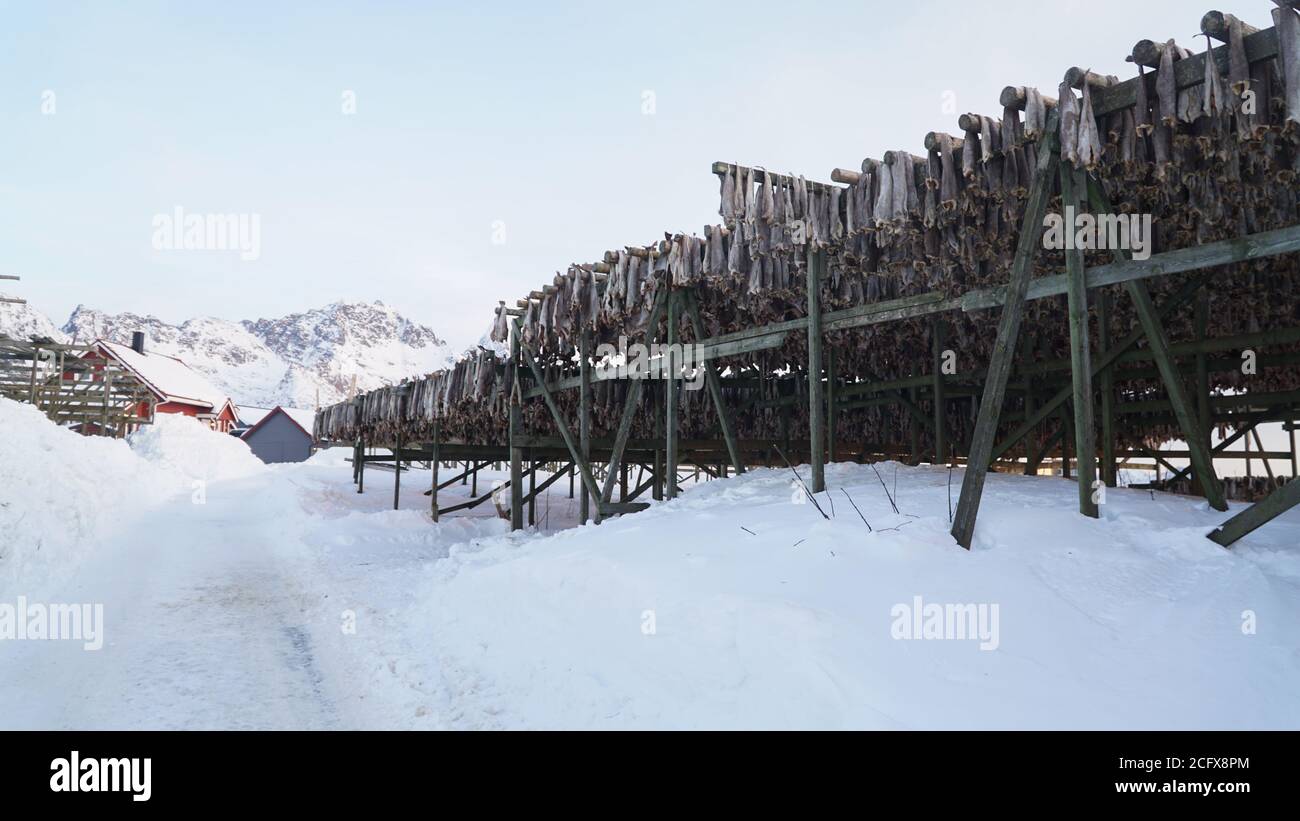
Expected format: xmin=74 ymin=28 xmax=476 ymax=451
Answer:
xmin=82 ymin=333 xmax=239 ymax=433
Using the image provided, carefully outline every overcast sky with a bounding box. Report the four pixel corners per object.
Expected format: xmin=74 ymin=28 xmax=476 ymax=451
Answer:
xmin=0 ymin=0 xmax=1285 ymax=351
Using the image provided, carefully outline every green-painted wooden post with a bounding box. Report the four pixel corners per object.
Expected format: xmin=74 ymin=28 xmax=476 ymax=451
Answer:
xmin=357 ymin=435 xmax=365 ymax=493
xmin=807 ymin=247 xmax=826 ymax=493
xmin=509 ymin=325 xmax=524 ymax=531
xmin=932 ymin=321 xmax=946 ymax=465
xmin=528 ymin=455 xmax=536 ymax=526
xmin=430 ymin=418 xmax=440 ymax=522
xmin=827 ymin=346 xmax=837 ymax=465
xmin=666 ymin=290 xmax=680 ymax=499
xmin=1098 ymin=290 xmax=1117 ymax=487
xmin=1195 ymin=292 xmax=1212 ymax=496
xmin=1060 ymin=164 xmax=1098 ymax=518
xmin=579 ymin=329 xmax=592 ymax=524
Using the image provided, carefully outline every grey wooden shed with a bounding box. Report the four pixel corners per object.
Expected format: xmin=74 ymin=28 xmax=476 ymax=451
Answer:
xmin=240 ymin=406 xmax=314 ymax=463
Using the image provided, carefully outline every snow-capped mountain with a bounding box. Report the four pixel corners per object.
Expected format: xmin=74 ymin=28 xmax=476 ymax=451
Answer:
xmin=2 ymin=298 xmax=454 ymax=408
xmin=0 ymin=293 xmax=69 ymax=344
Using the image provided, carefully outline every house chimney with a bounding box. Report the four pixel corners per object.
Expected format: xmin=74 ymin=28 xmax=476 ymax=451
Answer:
xmin=131 ymin=331 xmax=146 ymax=355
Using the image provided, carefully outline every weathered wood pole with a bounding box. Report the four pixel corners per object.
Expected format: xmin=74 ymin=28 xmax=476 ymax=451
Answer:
xmin=1060 ymin=165 xmax=1099 ymax=518
xmin=509 ymin=328 xmax=524 ymax=531
xmin=528 ymin=456 xmax=536 ymax=526
xmin=827 ymin=346 xmax=837 ymax=465
xmin=1022 ymin=334 xmax=1038 ymax=475
xmin=1194 ymin=292 xmax=1212 ymax=496
xmin=666 ymin=291 xmax=680 ymax=499
xmin=1291 ymin=415 xmax=1298 ymax=478
xmin=932 ymin=321 xmax=947 ymax=465
xmin=1098 ymin=291 xmax=1117 ymax=486
xmin=1060 ymin=404 xmax=1073 ymax=479
xmin=430 ymin=419 xmax=440 ymax=523
xmin=807 ymin=247 xmax=826 ymax=493
xmin=951 ymin=108 xmax=1061 ymax=549
xmin=357 ymin=436 xmax=365 ymax=493
xmin=393 ymin=438 xmax=402 ymax=510
xmin=579 ymin=329 xmax=592 ymax=523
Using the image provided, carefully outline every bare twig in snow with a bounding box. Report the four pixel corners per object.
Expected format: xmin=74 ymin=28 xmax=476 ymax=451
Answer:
xmin=773 ymin=444 xmax=830 ymax=520
xmin=840 ymin=488 xmax=872 ymax=532
xmin=869 ymin=462 xmax=900 ymax=514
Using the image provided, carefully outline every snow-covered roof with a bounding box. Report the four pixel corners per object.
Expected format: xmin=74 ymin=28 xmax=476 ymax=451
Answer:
xmin=238 ymin=405 xmax=315 ymax=433
xmin=236 ymin=405 xmax=274 ymax=427
xmin=94 ymin=339 xmax=233 ymax=412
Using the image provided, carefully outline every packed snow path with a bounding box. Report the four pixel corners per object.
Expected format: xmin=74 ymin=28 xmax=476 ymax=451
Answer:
xmin=2 ymin=401 xmax=1299 ymax=729
xmin=0 ymin=472 xmax=345 ymax=729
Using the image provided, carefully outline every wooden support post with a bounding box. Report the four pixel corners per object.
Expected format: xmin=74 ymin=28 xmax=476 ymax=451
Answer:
xmin=510 ymin=330 xmax=524 ymax=531
xmin=1208 ymin=477 xmax=1300 ymax=547
xmin=430 ymin=420 xmax=440 ymax=523
xmin=1060 ymin=164 xmax=1099 ymax=518
xmin=666 ymin=290 xmax=680 ymax=500
xmin=807 ymin=247 xmax=826 ymax=493
xmin=1059 ymin=403 xmax=1073 ymax=479
xmin=528 ymin=457 xmax=537 ymax=526
xmin=1194 ymin=292 xmax=1212 ymax=495
xmin=932 ymin=321 xmax=946 ymax=465
xmin=1087 ymin=177 xmax=1227 ymax=512
xmin=1252 ymin=428 xmax=1276 ymax=483
xmin=1291 ymin=414 xmax=1298 ymax=479
xmin=1098 ymin=291 xmax=1117 ymax=487
xmin=579 ymin=329 xmax=592 ymax=523
xmin=471 ymin=461 xmax=478 ymax=497
xmin=684 ymin=290 xmax=745 ymax=474
xmin=1021 ymin=334 xmax=1037 ymax=475
xmin=28 ymin=346 xmax=39 ymax=403
xmin=357 ymin=437 xmax=365 ymax=493
xmin=393 ymin=439 xmax=402 ymax=510
xmin=827 ymin=346 xmax=837 ymax=465
xmin=951 ymin=108 xmax=1061 ymax=549
xmin=1246 ymin=428 xmax=1254 ymax=479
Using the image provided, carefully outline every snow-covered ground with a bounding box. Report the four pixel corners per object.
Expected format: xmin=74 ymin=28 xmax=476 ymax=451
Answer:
xmin=1 ymin=396 xmax=1297 ymax=729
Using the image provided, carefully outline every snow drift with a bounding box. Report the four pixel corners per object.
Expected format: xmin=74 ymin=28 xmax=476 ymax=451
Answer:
xmin=0 ymin=400 xmax=261 ymax=595
xmin=128 ymin=412 xmax=265 ymax=484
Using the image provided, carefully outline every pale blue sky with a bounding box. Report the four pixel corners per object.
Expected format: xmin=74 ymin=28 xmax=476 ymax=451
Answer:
xmin=1 ymin=0 xmax=1285 ymax=350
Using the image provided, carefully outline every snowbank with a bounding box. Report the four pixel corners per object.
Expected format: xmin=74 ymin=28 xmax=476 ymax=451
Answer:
xmin=129 ymin=413 xmax=266 ymax=483
xmin=0 ymin=401 xmax=265 ymax=595
xmin=338 ymin=461 xmax=1300 ymax=729
xmin=305 ymin=445 xmax=351 ymax=467
xmin=0 ymin=399 xmax=175 ymax=594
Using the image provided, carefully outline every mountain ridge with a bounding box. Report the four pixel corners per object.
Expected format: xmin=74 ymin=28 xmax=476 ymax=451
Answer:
xmin=1 ymin=296 xmax=454 ymax=409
